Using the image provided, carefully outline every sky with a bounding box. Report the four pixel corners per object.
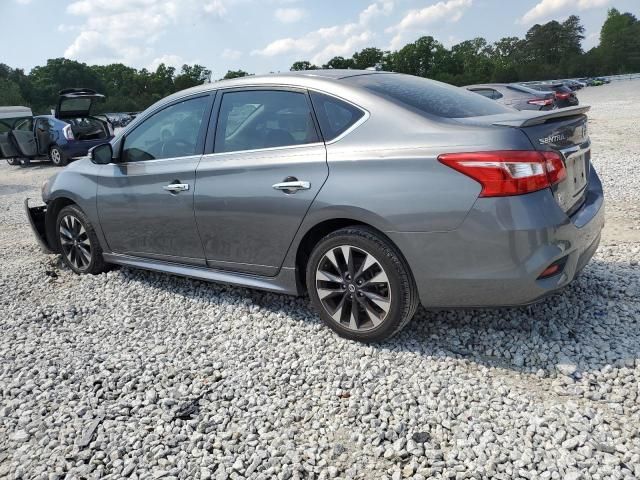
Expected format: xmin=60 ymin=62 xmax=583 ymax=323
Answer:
xmin=1 ymin=0 xmax=638 ymax=79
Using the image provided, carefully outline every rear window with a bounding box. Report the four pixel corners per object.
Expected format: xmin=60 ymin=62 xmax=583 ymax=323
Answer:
xmin=345 ymin=74 xmax=511 ymax=118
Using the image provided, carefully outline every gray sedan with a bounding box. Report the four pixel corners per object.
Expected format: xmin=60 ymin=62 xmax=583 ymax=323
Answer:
xmin=465 ymin=83 xmax=556 ymax=110
xmin=27 ymin=71 xmax=604 ymax=342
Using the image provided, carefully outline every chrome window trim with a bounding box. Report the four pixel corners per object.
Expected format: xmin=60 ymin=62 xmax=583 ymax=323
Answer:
xmin=201 ymin=142 xmax=325 ymax=158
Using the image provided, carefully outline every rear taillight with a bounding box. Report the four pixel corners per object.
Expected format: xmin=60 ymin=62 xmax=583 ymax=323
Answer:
xmin=438 ymin=150 xmax=567 ymax=197
xmin=527 ymin=98 xmax=554 ymax=106
xmin=555 ymin=92 xmax=571 ymax=100
xmin=63 ymin=124 xmax=74 ymax=141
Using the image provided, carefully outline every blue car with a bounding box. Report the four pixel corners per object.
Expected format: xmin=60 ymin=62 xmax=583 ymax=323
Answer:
xmin=0 ymin=88 xmax=114 ymax=166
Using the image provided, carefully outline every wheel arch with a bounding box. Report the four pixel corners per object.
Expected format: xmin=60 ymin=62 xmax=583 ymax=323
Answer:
xmin=45 ymin=196 xmax=77 ymax=252
xmin=294 ymin=217 xmax=414 ymax=293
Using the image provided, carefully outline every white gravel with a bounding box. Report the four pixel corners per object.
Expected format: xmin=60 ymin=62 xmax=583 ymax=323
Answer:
xmin=1 ymin=81 xmax=639 ymax=480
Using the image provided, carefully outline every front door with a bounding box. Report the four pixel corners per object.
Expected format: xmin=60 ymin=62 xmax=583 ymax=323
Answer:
xmin=195 ymin=88 xmax=328 ymax=276
xmin=10 ymin=118 xmax=37 ymax=157
xmin=97 ymin=93 xmax=213 ymax=265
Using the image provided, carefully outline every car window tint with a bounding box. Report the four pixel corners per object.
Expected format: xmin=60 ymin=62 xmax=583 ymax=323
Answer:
xmin=310 ymin=92 xmax=365 ymax=141
xmin=469 ymin=88 xmax=494 ymax=99
xmin=215 ymin=90 xmax=319 ymax=153
xmin=0 ymin=122 xmax=10 ymax=133
xmin=123 ymin=96 xmax=209 ymax=162
xmin=15 ymin=118 xmax=33 ymax=131
xmin=347 ymin=74 xmax=511 ymax=118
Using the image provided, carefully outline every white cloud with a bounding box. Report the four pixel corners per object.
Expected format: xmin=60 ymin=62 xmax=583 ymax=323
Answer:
xmin=519 ymin=0 xmax=612 ymax=24
xmin=148 ymin=54 xmax=185 ymax=71
xmin=63 ymin=0 xmax=229 ymax=65
xmin=253 ymin=0 xmax=393 ymax=65
xmin=386 ymin=0 xmax=472 ymax=50
xmin=275 ymin=7 xmax=305 ymax=23
xmin=222 ymin=48 xmax=243 ymax=60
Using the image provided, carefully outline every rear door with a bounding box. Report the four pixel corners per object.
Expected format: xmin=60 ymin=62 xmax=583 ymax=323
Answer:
xmin=10 ymin=118 xmax=37 ymax=157
xmin=0 ymin=121 xmax=20 ymax=158
xmin=194 ymin=87 xmax=328 ymax=276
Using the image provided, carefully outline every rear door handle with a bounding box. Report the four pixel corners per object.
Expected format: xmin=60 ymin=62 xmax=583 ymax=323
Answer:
xmin=163 ymin=183 xmax=190 ymax=193
xmin=272 ymin=180 xmax=311 ymax=193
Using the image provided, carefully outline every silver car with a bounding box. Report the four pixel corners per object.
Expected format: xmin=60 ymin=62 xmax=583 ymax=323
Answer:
xmin=464 ymin=83 xmax=556 ymax=110
xmin=26 ymin=71 xmax=604 ymax=342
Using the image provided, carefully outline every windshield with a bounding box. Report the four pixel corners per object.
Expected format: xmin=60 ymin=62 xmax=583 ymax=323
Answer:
xmin=345 ymin=73 xmax=512 ymax=118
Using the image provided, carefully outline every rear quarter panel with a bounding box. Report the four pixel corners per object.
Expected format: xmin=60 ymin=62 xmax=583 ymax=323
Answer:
xmin=282 ymin=98 xmax=534 ymax=267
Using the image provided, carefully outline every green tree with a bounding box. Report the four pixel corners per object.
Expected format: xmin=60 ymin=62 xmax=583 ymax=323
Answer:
xmin=352 ymin=47 xmax=384 ymax=69
xmin=0 ymin=78 xmax=25 ymax=105
xmin=290 ymin=61 xmax=318 ymax=71
xmin=222 ymin=69 xmax=250 ymax=80
xmin=174 ymin=64 xmax=211 ymax=90
xmin=599 ymin=9 xmax=640 ymax=73
xmin=323 ymin=56 xmax=355 ymax=69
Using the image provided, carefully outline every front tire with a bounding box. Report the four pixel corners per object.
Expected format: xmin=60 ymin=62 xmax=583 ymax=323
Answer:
xmin=49 ymin=146 xmax=68 ymax=167
xmin=306 ymin=226 xmax=419 ymax=342
xmin=56 ymin=205 xmax=107 ymax=274
xmin=6 ymin=158 xmax=18 ymax=166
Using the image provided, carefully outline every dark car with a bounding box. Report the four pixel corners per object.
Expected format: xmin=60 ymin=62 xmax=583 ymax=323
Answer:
xmin=528 ymin=83 xmax=579 ymax=108
xmin=464 ymin=83 xmax=555 ymax=111
xmin=0 ymin=89 xmax=114 ymax=166
xmin=562 ymin=80 xmax=583 ymax=91
xmin=27 ymin=71 xmax=604 ymax=342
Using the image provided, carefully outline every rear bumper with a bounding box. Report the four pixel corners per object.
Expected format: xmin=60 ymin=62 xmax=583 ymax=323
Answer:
xmin=389 ymin=168 xmax=605 ymax=308
xmin=25 ymin=198 xmax=54 ymax=254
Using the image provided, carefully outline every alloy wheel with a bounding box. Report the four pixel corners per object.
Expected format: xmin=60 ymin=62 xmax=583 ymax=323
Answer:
xmin=59 ymin=214 xmax=92 ymax=270
xmin=51 ymin=148 xmax=61 ymax=164
xmin=315 ymin=245 xmax=391 ymax=332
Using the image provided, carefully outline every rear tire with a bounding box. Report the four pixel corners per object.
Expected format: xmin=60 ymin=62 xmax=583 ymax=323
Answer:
xmin=306 ymin=226 xmax=419 ymax=342
xmin=49 ymin=146 xmax=68 ymax=167
xmin=6 ymin=158 xmax=18 ymax=166
xmin=56 ymin=205 xmax=107 ymax=275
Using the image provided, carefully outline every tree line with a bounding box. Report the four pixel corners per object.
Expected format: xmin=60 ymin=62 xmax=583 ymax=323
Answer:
xmin=0 ymin=8 xmax=637 ymax=115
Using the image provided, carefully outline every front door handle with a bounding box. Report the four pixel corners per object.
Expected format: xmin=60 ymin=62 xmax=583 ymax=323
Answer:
xmin=163 ymin=183 xmax=190 ymax=193
xmin=272 ymin=180 xmax=311 ymax=193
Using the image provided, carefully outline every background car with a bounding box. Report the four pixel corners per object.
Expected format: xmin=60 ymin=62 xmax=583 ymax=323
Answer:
xmin=0 ymin=106 xmax=32 ymax=165
xmin=528 ymin=82 xmax=579 ymax=108
xmin=464 ymin=83 xmax=555 ymax=110
xmin=28 ymin=71 xmax=604 ymax=342
xmin=0 ymin=88 xmax=114 ymax=166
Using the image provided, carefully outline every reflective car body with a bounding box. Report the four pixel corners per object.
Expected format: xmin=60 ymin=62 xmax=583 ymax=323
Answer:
xmin=27 ymin=71 xmax=604 ymax=309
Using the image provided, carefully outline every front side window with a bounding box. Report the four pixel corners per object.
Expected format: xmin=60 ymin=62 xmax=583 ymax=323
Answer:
xmin=122 ymin=96 xmax=209 ymax=162
xmin=310 ymin=92 xmax=365 ymax=142
xmin=215 ymin=90 xmax=319 ymax=153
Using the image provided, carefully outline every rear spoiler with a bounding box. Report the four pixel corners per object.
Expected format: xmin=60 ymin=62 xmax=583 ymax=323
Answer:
xmin=493 ymin=105 xmax=591 ymax=128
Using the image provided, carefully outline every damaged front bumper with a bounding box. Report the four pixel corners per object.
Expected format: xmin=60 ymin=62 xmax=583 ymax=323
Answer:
xmin=25 ymin=198 xmax=54 ymax=254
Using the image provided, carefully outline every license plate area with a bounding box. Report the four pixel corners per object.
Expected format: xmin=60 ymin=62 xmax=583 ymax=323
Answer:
xmin=568 ymin=151 xmax=588 ymax=196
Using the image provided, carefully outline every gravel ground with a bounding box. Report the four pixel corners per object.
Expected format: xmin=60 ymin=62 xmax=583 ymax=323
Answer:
xmin=1 ymin=81 xmax=639 ymax=480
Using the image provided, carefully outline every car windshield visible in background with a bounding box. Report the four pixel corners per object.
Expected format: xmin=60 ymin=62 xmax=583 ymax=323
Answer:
xmin=345 ymin=73 xmax=512 ymax=118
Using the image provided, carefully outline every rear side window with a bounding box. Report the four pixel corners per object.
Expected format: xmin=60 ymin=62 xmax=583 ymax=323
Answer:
xmin=346 ymin=74 xmax=511 ymax=118
xmin=215 ymin=90 xmax=319 ymax=153
xmin=310 ymin=92 xmax=365 ymax=141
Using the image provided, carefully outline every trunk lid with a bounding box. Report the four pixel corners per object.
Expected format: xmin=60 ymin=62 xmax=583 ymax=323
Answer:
xmin=454 ymin=106 xmax=591 ymax=214
xmin=55 ymin=88 xmax=105 ymax=119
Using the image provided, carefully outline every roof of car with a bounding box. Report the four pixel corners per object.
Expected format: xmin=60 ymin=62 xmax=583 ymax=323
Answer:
xmin=0 ymin=106 xmax=32 ymax=119
xmin=464 ymin=83 xmax=510 ymax=88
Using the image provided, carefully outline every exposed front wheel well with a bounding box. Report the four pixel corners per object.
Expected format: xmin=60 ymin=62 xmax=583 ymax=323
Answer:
xmin=45 ymin=197 xmax=76 ymax=252
xmin=295 ymin=219 xmax=413 ymax=293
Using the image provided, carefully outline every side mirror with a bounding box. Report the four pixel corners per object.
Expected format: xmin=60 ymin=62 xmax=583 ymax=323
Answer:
xmin=90 ymin=143 xmax=113 ymax=165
